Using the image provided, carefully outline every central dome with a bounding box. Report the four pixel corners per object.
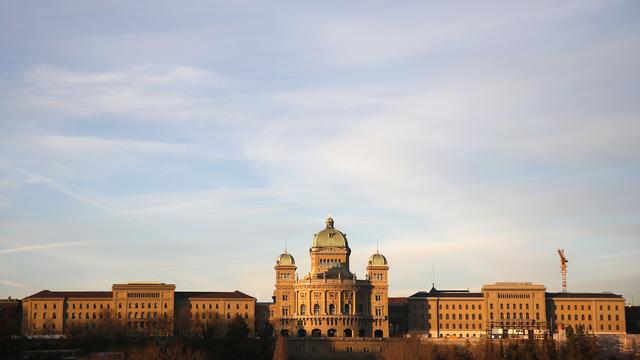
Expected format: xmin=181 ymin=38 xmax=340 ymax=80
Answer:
xmin=312 ymin=217 xmax=349 ymax=248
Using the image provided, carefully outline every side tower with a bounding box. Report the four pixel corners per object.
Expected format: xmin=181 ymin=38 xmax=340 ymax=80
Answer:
xmin=368 ymin=251 xmax=389 ymax=337
xmin=272 ymin=252 xmax=296 ymax=335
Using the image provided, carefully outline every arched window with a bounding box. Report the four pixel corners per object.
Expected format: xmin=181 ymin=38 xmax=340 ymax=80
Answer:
xmin=297 ymin=329 xmax=306 ymax=337
xmin=344 ymin=304 xmax=351 ymax=314
xmin=374 ymin=330 xmax=383 ymax=338
xmin=300 ymin=304 xmax=306 ymax=315
xmin=328 ymin=328 xmax=337 ymax=337
xmin=314 ymin=304 xmax=320 ymax=315
xmin=328 ymin=304 xmax=335 ymax=315
xmin=344 ymin=329 xmax=353 ymax=337
xmin=312 ymin=328 xmax=321 ymax=337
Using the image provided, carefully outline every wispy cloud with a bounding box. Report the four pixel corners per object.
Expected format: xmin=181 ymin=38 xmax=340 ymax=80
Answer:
xmin=0 ymin=280 xmax=26 ymax=288
xmin=0 ymin=1 xmax=638 ymax=300
xmin=16 ymin=65 xmax=233 ymax=121
xmin=0 ymin=241 xmax=100 ymax=255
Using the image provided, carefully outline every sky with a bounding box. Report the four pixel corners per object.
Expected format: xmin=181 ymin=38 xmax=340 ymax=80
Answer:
xmin=0 ymin=0 xmax=639 ymax=303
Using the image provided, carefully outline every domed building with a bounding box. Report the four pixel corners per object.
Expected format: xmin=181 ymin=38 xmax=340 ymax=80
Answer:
xmin=270 ymin=217 xmax=389 ymax=338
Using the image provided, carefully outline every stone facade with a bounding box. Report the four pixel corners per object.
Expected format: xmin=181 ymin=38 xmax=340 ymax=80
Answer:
xmin=407 ymin=282 xmax=626 ymax=339
xmin=269 ymin=217 xmax=390 ymax=338
xmin=21 ymin=283 xmax=255 ymax=337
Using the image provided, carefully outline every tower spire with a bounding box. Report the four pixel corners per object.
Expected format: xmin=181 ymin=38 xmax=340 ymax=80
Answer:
xmin=432 ymin=264 xmax=436 ymax=289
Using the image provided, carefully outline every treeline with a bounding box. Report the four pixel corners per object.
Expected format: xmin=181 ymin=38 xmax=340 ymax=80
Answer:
xmin=1 ymin=324 xmax=633 ymax=360
xmin=382 ymin=326 xmax=621 ymax=360
xmin=0 ymin=317 xmax=274 ymax=360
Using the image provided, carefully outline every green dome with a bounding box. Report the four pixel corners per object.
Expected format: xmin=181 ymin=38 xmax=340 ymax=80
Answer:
xmin=276 ymin=253 xmax=295 ymax=266
xmin=312 ymin=217 xmax=348 ymax=248
xmin=368 ymin=253 xmax=387 ymax=266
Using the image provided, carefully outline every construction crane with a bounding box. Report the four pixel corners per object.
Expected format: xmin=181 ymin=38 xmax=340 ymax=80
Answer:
xmin=557 ymin=249 xmax=568 ymax=293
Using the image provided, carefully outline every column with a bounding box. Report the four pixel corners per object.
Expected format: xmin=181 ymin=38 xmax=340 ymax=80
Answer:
xmin=352 ymin=290 xmax=357 ymax=315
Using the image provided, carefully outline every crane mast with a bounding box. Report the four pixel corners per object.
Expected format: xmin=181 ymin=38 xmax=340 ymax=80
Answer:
xmin=557 ymin=249 xmax=568 ymax=293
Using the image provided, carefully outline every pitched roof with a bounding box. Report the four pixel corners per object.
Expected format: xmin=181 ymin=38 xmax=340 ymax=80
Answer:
xmin=389 ymin=297 xmax=408 ymax=304
xmin=546 ymin=292 xmax=623 ymax=299
xmin=175 ymin=290 xmax=255 ymax=300
xmin=409 ymin=287 xmax=482 ymax=299
xmin=25 ymin=290 xmax=112 ymax=299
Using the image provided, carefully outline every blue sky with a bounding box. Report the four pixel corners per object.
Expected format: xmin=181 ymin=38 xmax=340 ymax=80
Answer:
xmin=0 ymin=0 xmax=639 ymax=302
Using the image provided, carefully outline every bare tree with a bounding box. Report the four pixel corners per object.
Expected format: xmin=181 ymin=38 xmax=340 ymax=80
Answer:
xmin=272 ymin=335 xmax=288 ymax=360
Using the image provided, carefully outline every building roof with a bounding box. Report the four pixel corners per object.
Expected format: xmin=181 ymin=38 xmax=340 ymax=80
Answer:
xmin=546 ymin=292 xmax=623 ymax=299
xmin=368 ymin=253 xmax=388 ymax=266
xmin=276 ymin=252 xmax=295 ymax=266
xmin=175 ymin=290 xmax=255 ymax=300
xmin=389 ymin=297 xmax=408 ymax=304
xmin=312 ymin=217 xmax=348 ymax=248
xmin=25 ymin=290 xmax=113 ymax=299
xmin=409 ymin=287 xmax=482 ymax=299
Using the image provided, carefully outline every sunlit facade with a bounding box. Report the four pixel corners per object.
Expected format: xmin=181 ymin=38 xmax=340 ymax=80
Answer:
xmin=269 ymin=217 xmax=390 ymax=338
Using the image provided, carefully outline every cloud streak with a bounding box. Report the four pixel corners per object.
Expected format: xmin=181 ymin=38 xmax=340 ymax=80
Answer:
xmin=0 ymin=241 xmax=100 ymax=255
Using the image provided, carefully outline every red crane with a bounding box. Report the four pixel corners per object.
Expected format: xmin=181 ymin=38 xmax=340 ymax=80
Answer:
xmin=557 ymin=249 xmax=568 ymax=293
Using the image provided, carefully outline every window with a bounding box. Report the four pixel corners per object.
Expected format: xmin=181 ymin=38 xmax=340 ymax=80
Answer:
xmin=314 ymin=304 xmax=320 ymax=315
xmin=300 ymin=304 xmax=306 ymax=315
